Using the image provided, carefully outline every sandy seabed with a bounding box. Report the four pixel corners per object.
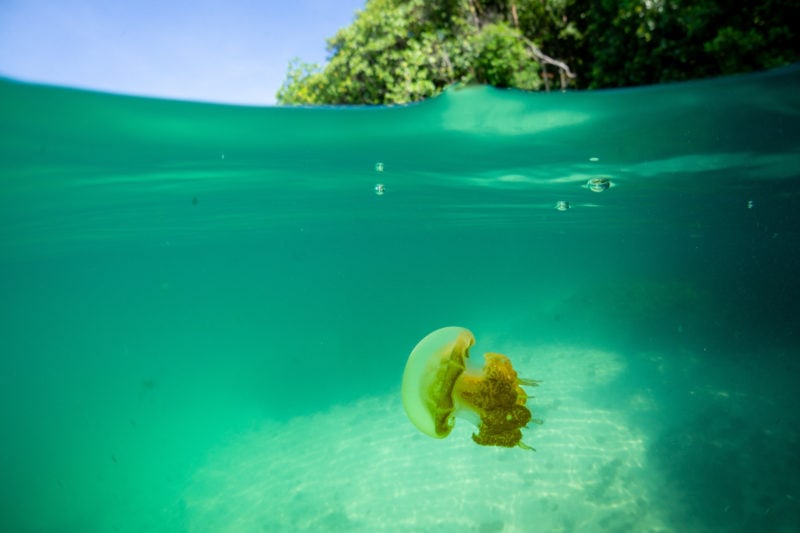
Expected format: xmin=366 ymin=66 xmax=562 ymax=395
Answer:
xmin=183 ymin=344 xmax=678 ymax=532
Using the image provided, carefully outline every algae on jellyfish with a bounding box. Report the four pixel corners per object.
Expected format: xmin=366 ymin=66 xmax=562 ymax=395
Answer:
xmin=401 ymin=326 xmax=541 ymax=450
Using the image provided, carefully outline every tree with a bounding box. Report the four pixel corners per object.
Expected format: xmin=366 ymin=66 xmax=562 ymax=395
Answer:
xmin=276 ymin=0 xmax=799 ymax=104
xmin=562 ymin=0 xmax=800 ymax=88
xmin=277 ymin=0 xmax=569 ymax=104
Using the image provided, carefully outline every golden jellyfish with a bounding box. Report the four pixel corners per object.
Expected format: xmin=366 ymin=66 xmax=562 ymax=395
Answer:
xmin=401 ymin=326 xmax=541 ymax=450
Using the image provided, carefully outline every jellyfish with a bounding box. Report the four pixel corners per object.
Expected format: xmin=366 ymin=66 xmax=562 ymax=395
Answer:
xmin=401 ymin=326 xmax=541 ymax=450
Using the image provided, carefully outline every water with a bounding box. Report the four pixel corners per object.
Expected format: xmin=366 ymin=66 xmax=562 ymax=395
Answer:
xmin=1 ymin=66 xmax=799 ymax=532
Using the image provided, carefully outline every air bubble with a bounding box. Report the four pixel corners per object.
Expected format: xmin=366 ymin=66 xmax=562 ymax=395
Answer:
xmin=587 ymin=177 xmax=611 ymax=192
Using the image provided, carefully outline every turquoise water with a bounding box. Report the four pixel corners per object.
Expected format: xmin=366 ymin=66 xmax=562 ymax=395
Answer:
xmin=1 ymin=66 xmax=799 ymax=532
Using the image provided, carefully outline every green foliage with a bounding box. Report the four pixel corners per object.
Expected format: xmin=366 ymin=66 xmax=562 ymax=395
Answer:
xmin=278 ymin=0 xmax=467 ymax=105
xmin=276 ymin=0 xmax=546 ymax=105
xmin=277 ymin=0 xmax=800 ymax=104
xmin=275 ymin=60 xmax=328 ymax=105
xmin=571 ymin=0 xmax=800 ymax=88
xmin=473 ymin=22 xmax=541 ymax=89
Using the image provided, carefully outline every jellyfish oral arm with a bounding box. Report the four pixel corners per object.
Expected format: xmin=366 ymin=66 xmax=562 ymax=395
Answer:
xmin=452 ymin=353 xmax=537 ymax=449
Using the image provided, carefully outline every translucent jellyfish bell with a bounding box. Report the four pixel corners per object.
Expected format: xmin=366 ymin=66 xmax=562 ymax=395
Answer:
xmin=401 ymin=327 xmax=541 ymax=450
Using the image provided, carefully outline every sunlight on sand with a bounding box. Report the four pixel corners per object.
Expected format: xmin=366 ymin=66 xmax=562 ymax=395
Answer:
xmin=183 ymin=345 xmax=671 ymax=532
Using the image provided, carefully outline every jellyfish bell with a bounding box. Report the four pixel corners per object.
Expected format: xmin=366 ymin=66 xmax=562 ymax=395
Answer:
xmin=401 ymin=327 xmax=473 ymax=439
xmin=401 ymin=326 xmax=541 ymax=450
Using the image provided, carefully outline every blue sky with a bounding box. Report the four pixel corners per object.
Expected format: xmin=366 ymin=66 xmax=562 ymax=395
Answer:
xmin=0 ymin=0 xmax=365 ymax=105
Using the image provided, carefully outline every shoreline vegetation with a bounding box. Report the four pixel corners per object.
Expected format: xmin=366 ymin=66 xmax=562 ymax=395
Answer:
xmin=276 ymin=0 xmax=799 ymax=105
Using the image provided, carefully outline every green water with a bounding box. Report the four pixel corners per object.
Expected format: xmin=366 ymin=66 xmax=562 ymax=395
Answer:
xmin=1 ymin=66 xmax=799 ymax=532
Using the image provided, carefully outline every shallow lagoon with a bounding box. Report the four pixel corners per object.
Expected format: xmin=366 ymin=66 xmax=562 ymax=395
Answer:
xmin=1 ymin=66 xmax=799 ymax=532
